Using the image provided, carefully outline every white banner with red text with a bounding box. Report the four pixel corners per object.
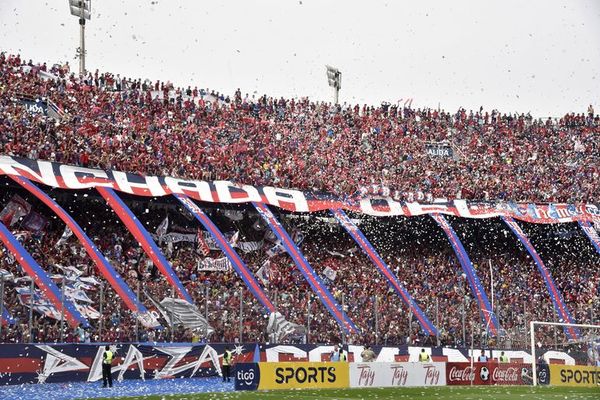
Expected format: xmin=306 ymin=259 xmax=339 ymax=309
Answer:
xmin=1 ymin=156 xmax=599 ymax=223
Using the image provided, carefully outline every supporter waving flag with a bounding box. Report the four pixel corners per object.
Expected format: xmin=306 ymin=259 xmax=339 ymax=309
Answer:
xmin=579 ymin=220 xmax=600 ymax=255
xmin=0 ymin=222 xmax=89 ymax=328
xmin=55 ymin=226 xmax=73 ymax=247
xmin=10 ymin=176 xmax=160 ymax=328
xmin=196 ymin=228 xmax=211 ymax=256
xmin=156 ymin=215 xmax=169 ymax=239
xmin=1 ymin=308 xmax=15 ymax=326
xmin=0 ymin=194 xmax=31 ymax=227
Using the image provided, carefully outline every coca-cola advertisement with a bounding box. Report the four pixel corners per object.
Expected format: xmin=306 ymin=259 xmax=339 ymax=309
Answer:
xmin=446 ymin=362 xmax=529 ymax=385
xmin=492 ymin=363 xmax=528 ymax=385
xmin=446 ymin=363 xmax=481 ymax=385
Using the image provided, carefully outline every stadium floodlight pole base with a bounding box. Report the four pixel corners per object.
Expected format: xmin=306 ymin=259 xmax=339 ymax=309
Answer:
xmin=79 ymin=18 xmax=86 ymax=76
xmin=530 ymin=321 xmax=600 ymax=386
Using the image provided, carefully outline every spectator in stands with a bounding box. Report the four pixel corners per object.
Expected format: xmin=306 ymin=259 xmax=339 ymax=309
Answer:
xmin=0 ymin=52 xmax=598 ymax=204
xmin=0 ymin=53 xmax=598 ymax=350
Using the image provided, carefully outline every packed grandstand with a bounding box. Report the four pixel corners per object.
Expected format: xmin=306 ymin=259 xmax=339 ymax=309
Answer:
xmin=0 ymin=52 xmax=599 ymax=361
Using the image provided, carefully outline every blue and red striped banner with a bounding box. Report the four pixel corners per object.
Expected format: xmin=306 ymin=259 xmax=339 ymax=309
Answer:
xmin=12 ymin=176 xmax=157 ymax=326
xmin=331 ymin=208 xmax=438 ymax=336
xmin=502 ymin=217 xmax=579 ymax=340
xmin=174 ymin=194 xmax=276 ymax=313
xmin=431 ymin=213 xmax=500 ymax=336
xmin=97 ymin=187 xmax=192 ymax=303
xmin=579 ymin=220 xmax=600 ymax=255
xmin=253 ymin=202 xmax=359 ymax=334
xmin=0 ymin=222 xmax=89 ymax=328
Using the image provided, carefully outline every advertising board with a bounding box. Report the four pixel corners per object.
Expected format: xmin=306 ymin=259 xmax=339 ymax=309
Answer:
xmin=252 ymin=362 xmax=349 ymax=390
xmin=350 ymin=362 xmax=446 ymax=388
xmin=234 ymin=363 xmax=260 ymax=391
xmin=446 ymin=362 xmax=530 ymax=385
xmin=549 ymin=364 xmax=600 ymax=387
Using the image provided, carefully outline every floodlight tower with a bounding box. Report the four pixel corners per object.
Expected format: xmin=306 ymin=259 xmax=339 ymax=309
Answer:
xmin=68 ymin=0 xmax=91 ymax=76
xmin=326 ymin=65 xmax=342 ymax=105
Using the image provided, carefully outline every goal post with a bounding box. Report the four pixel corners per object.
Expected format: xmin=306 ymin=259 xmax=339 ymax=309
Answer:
xmin=530 ymin=321 xmax=600 ymax=386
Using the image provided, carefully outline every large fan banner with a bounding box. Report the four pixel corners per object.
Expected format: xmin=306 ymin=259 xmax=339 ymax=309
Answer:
xmin=1 ymin=156 xmax=599 ymax=223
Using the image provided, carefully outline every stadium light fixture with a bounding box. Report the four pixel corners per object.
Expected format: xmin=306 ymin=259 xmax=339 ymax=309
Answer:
xmin=326 ymin=65 xmax=342 ymax=105
xmin=68 ymin=0 xmax=91 ymax=76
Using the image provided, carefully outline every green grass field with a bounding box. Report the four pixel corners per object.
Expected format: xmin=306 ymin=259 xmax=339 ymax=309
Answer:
xmin=96 ymin=385 xmax=599 ymax=400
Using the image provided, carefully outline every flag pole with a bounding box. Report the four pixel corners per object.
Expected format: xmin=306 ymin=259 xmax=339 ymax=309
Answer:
xmin=99 ymin=282 xmax=104 ymax=342
xmin=205 ymin=285 xmax=209 ymax=340
xmin=239 ymin=290 xmax=243 ymax=342
xmin=470 ymin=321 xmax=474 ymax=386
xmin=374 ymin=295 xmax=379 ymax=346
xmin=489 ymin=259 xmax=494 ymax=312
xmin=408 ymin=308 xmax=413 ymax=342
xmin=436 ymin=298 xmax=440 ymax=346
xmin=307 ymin=293 xmax=311 ymax=343
xmin=60 ymin=276 xmax=65 ymax=342
xmin=29 ymin=278 xmax=34 ymax=342
xmin=135 ymin=280 xmax=140 ymax=342
xmin=341 ymin=293 xmax=346 ymax=345
xmin=462 ymin=298 xmax=466 ymax=345
xmin=169 ymin=288 xmax=174 ymax=342
xmin=0 ymin=278 xmax=4 ymax=340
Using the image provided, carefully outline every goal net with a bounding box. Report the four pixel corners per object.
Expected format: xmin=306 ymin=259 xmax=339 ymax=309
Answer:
xmin=530 ymin=321 xmax=600 ymax=386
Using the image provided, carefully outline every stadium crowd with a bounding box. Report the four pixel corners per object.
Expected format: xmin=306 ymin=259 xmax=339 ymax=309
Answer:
xmin=0 ymin=53 xmax=598 ymax=349
xmin=0 ymin=52 xmax=599 ymax=203
xmin=0 ymin=192 xmax=597 ymax=349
